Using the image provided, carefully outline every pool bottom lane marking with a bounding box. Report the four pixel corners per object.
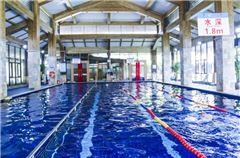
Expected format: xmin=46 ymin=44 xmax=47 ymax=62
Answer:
xmin=80 ymin=92 xmax=100 ymax=158
xmin=123 ymin=89 xmax=206 ymax=158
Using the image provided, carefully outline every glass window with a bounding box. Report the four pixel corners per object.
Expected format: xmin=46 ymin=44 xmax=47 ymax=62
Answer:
xmin=21 ymin=49 xmax=25 ymax=59
xmin=10 ymin=46 xmax=14 ymax=58
xmin=16 ymin=47 xmax=20 ymax=58
xmin=6 ymin=44 xmax=27 ymax=86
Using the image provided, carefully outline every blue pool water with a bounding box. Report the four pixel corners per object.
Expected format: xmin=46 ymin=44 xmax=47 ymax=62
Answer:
xmin=1 ymin=82 xmax=240 ymax=158
xmin=1 ymin=84 xmax=92 ymax=158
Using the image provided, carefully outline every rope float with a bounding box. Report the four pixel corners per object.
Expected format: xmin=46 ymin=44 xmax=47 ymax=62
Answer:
xmin=123 ymin=89 xmax=206 ymax=158
xmin=158 ymin=88 xmax=240 ymax=118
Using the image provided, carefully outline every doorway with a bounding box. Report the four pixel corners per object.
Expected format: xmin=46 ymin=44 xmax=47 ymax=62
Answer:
xmin=71 ymin=61 xmax=89 ymax=82
xmin=128 ymin=60 xmax=147 ymax=80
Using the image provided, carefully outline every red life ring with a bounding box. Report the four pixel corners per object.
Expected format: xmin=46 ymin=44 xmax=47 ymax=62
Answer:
xmin=49 ymin=71 xmax=55 ymax=78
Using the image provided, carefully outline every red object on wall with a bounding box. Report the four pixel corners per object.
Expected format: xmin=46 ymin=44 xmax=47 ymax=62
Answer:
xmin=136 ymin=61 xmax=140 ymax=81
xmin=78 ymin=63 xmax=83 ymax=82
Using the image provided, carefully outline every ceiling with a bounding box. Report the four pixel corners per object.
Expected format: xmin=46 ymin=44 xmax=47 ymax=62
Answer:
xmin=4 ymin=0 xmax=240 ymax=52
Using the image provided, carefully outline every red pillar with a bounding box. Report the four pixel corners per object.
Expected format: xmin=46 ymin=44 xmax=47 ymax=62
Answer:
xmin=78 ymin=63 xmax=83 ymax=82
xmin=136 ymin=61 xmax=140 ymax=81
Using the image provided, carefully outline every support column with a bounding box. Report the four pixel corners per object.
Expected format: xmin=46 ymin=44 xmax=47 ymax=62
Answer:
xmin=151 ymin=49 xmax=157 ymax=80
xmin=106 ymin=50 xmax=112 ymax=81
xmin=162 ymin=33 xmax=172 ymax=83
xmin=48 ymin=23 xmax=57 ymax=85
xmin=0 ymin=1 xmax=7 ymax=99
xmin=214 ymin=0 xmax=235 ymax=92
xmin=27 ymin=1 xmax=41 ymax=89
xmin=179 ymin=3 xmax=192 ymax=86
xmin=95 ymin=62 xmax=99 ymax=81
xmin=128 ymin=63 xmax=132 ymax=80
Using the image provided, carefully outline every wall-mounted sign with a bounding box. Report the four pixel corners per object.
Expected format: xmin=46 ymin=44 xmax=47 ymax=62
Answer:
xmin=198 ymin=13 xmax=230 ymax=36
xmin=48 ymin=56 xmax=56 ymax=70
xmin=72 ymin=58 xmax=81 ymax=64
xmin=59 ymin=63 xmax=66 ymax=73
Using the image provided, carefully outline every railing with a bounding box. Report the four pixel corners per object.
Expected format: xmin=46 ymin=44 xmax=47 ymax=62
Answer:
xmin=26 ymin=84 xmax=96 ymax=158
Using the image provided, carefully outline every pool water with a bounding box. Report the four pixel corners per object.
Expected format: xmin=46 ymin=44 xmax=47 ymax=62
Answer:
xmin=1 ymin=82 xmax=240 ymax=158
xmin=1 ymin=84 xmax=92 ymax=158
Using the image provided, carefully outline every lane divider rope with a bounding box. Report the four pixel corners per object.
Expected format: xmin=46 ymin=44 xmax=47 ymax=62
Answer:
xmin=158 ymin=88 xmax=240 ymax=118
xmin=123 ymin=89 xmax=206 ymax=158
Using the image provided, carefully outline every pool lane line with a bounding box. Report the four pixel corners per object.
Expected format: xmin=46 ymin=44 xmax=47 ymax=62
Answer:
xmin=51 ymin=105 xmax=81 ymax=158
xmin=157 ymin=88 xmax=240 ymax=118
xmin=123 ymin=89 xmax=206 ymax=158
xmin=80 ymin=92 xmax=100 ymax=158
xmin=27 ymin=85 xmax=97 ymax=158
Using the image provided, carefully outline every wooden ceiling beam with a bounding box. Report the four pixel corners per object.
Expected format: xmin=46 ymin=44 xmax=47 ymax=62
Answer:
xmin=61 ymin=21 xmax=156 ymax=25
xmin=64 ymin=0 xmax=78 ymax=24
xmin=167 ymin=0 xmax=183 ymax=6
xmin=117 ymin=1 xmax=163 ymax=22
xmin=6 ymin=0 xmax=34 ymax=20
xmin=6 ymin=1 xmax=53 ymax=33
xmin=40 ymin=20 xmax=53 ymax=33
xmin=38 ymin=0 xmax=53 ymax=6
xmin=60 ymin=34 xmax=159 ymax=39
xmin=165 ymin=19 xmax=180 ymax=32
xmin=53 ymin=1 xmax=103 ymax=22
xmin=185 ymin=1 xmax=213 ymax=20
xmin=7 ymin=35 xmax=26 ymax=45
xmin=145 ymin=0 xmax=155 ymax=10
xmin=164 ymin=6 xmax=178 ymax=18
xmin=6 ymin=21 xmax=27 ymax=35
xmin=140 ymin=15 xmax=145 ymax=24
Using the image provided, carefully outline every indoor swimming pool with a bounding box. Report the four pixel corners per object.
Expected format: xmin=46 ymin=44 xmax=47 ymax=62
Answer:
xmin=1 ymin=82 xmax=240 ymax=158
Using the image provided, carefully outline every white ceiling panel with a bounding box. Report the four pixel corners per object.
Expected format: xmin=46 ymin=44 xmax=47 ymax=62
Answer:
xmin=132 ymin=41 xmax=143 ymax=46
xmin=152 ymin=0 xmax=175 ymax=14
xmin=71 ymin=0 xmax=89 ymax=7
xmin=110 ymin=41 xmax=120 ymax=47
xmin=76 ymin=13 xmax=107 ymax=22
xmin=130 ymin=0 xmax=148 ymax=7
xmin=6 ymin=11 xmax=16 ymax=19
xmin=122 ymin=42 xmax=131 ymax=47
xmin=111 ymin=12 xmax=141 ymax=21
xmin=43 ymin=1 xmax=66 ymax=14
xmin=74 ymin=42 xmax=85 ymax=47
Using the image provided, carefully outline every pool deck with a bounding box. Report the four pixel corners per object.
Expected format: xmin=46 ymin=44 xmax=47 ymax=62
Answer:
xmin=6 ymin=84 xmax=59 ymax=99
xmin=160 ymin=80 xmax=240 ymax=98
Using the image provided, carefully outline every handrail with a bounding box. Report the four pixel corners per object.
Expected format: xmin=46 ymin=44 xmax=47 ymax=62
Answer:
xmin=27 ymin=85 xmax=96 ymax=158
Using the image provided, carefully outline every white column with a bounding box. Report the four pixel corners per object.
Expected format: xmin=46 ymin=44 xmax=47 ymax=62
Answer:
xmin=0 ymin=1 xmax=7 ymax=99
xmin=48 ymin=22 xmax=57 ymax=85
xmin=27 ymin=1 xmax=41 ymax=89
xmin=214 ymin=0 xmax=235 ymax=93
xmin=162 ymin=33 xmax=172 ymax=83
xmin=179 ymin=3 xmax=192 ymax=86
